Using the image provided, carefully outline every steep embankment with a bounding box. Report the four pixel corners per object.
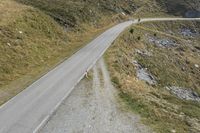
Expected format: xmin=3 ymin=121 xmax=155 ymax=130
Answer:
xmin=156 ymin=0 xmax=200 ymax=17
xmin=0 ymin=0 xmax=136 ymax=105
xmin=16 ymin=0 xmax=137 ymax=28
xmin=133 ymin=0 xmax=200 ymax=18
xmin=0 ymin=0 xmax=70 ymax=104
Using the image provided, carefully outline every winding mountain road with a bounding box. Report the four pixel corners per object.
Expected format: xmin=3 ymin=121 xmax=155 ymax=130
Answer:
xmin=0 ymin=18 xmax=200 ymax=133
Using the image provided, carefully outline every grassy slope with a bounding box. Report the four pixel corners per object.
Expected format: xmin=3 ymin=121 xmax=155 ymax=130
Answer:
xmin=0 ymin=0 xmax=71 ymax=103
xmin=0 ymin=0 xmax=137 ymax=105
xmin=106 ymin=20 xmax=200 ymax=133
xmin=135 ymin=21 xmax=200 ymax=92
xmin=132 ymin=0 xmax=171 ymax=18
xmin=105 ymin=0 xmax=200 ymax=133
xmin=156 ymin=0 xmax=200 ymax=17
xmin=16 ymin=0 xmax=136 ymax=28
xmin=133 ymin=0 xmax=200 ymax=18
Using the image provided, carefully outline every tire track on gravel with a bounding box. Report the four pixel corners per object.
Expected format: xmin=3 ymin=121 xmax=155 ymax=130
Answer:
xmin=40 ymin=58 xmax=152 ymax=133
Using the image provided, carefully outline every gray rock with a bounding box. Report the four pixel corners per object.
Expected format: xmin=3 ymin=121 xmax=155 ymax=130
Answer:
xmin=135 ymin=49 xmax=152 ymax=57
xmin=133 ymin=60 xmax=157 ymax=85
xmin=195 ymin=64 xmax=199 ymax=68
xmin=166 ymin=86 xmax=200 ymax=102
xmin=147 ymin=36 xmax=177 ymax=48
xmin=180 ymin=28 xmax=199 ymax=37
xmin=185 ymin=10 xmax=200 ymax=18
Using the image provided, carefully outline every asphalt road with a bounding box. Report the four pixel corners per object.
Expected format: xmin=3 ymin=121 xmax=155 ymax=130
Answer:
xmin=0 ymin=18 xmax=200 ymax=133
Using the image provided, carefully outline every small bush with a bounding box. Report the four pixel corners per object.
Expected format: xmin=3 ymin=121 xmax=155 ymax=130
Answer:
xmin=129 ymin=28 xmax=134 ymax=34
xmin=112 ymin=76 xmax=120 ymax=87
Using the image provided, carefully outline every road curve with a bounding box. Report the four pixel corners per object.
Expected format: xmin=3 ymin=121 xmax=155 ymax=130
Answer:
xmin=0 ymin=18 xmax=200 ymax=133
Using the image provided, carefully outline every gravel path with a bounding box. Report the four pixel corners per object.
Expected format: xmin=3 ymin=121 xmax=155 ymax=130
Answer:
xmin=40 ymin=58 xmax=152 ymax=133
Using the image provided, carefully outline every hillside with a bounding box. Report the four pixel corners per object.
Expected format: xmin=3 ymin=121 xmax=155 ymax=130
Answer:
xmin=0 ymin=0 xmax=69 ymax=104
xmin=0 ymin=0 xmax=137 ymax=105
xmin=104 ymin=1 xmax=200 ymax=133
xmin=106 ymin=16 xmax=200 ymax=133
xmin=0 ymin=0 xmax=200 ymax=132
xmin=16 ymin=0 xmax=137 ymax=28
xmin=133 ymin=0 xmax=200 ymax=18
xmin=157 ymin=0 xmax=200 ymax=17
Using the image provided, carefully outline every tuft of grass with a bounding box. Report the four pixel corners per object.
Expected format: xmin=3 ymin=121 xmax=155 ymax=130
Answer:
xmin=111 ymin=76 xmax=121 ymax=88
xmin=119 ymin=92 xmax=151 ymax=118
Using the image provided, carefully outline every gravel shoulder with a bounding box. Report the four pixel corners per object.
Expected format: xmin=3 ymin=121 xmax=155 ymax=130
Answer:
xmin=40 ymin=58 xmax=152 ymax=133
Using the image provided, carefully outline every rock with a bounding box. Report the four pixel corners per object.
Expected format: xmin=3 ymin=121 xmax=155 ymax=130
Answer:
xmin=180 ymin=28 xmax=198 ymax=37
xmin=185 ymin=10 xmax=200 ymax=18
xmin=181 ymin=67 xmax=186 ymax=71
xmin=186 ymin=117 xmax=200 ymax=132
xmin=132 ymin=60 xmax=139 ymax=66
xmin=133 ymin=60 xmax=157 ymax=85
xmin=19 ymin=31 xmax=23 ymax=34
xmin=121 ymin=12 xmax=126 ymax=16
xmin=171 ymin=129 xmax=176 ymax=133
xmin=180 ymin=28 xmax=199 ymax=37
xmin=7 ymin=43 xmax=11 ymax=46
xmin=147 ymin=36 xmax=177 ymax=48
xmin=88 ymin=125 xmax=92 ymax=128
xmin=195 ymin=46 xmax=200 ymax=51
xmin=166 ymin=86 xmax=200 ymax=102
xmin=195 ymin=64 xmax=199 ymax=68
xmin=135 ymin=49 xmax=152 ymax=57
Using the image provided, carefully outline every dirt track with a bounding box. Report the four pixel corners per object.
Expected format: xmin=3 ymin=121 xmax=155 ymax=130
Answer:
xmin=41 ymin=58 xmax=152 ymax=133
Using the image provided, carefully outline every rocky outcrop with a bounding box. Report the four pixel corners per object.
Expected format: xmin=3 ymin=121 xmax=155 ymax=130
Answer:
xmin=166 ymin=86 xmax=200 ymax=102
xmin=133 ymin=60 xmax=157 ymax=85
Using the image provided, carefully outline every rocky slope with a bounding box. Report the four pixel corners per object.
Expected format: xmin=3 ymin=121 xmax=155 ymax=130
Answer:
xmin=105 ymin=2 xmax=200 ymax=133
xmin=157 ymin=0 xmax=200 ymax=17
xmin=133 ymin=0 xmax=200 ymax=18
xmin=106 ymin=19 xmax=200 ymax=133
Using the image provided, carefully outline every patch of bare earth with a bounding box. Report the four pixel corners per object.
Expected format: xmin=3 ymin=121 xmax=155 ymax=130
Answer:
xmin=40 ymin=58 xmax=151 ymax=133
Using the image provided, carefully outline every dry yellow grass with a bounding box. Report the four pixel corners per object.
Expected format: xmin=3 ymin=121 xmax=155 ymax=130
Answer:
xmin=105 ymin=20 xmax=200 ymax=132
xmin=0 ymin=0 xmax=117 ymax=105
xmin=0 ymin=0 xmax=29 ymax=25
